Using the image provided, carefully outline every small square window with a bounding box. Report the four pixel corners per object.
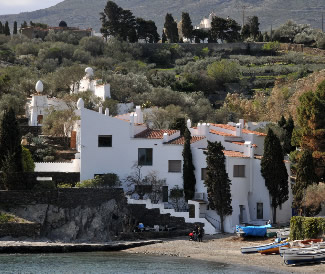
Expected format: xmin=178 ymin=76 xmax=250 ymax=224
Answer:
xmin=168 ymin=160 xmax=181 ymax=172
xmin=138 ymin=148 xmax=153 ymax=166
xmin=98 ymin=135 xmax=112 ymax=147
xmin=233 ymin=165 xmax=245 ymax=177
xmin=201 ymin=168 xmax=207 ymax=180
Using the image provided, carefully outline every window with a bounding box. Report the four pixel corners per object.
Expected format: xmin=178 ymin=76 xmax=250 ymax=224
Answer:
xmin=168 ymin=160 xmax=181 ymax=172
xmin=233 ymin=165 xmax=245 ymax=177
xmin=138 ymin=148 xmax=153 ymax=166
xmin=98 ymin=135 xmax=112 ymax=147
xmin=201 ymin=168 xmax=207 ymax=180
xmin=257 ymin=203 xmax=263 ymax=219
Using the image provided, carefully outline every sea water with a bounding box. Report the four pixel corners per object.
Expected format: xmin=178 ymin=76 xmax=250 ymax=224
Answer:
xmin=0 ymin=252 xmax=278 ymax=273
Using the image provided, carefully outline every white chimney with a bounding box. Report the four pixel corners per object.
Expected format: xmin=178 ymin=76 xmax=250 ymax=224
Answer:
xmin=236 ymin=123 xmax=242 ymax=137
xmin=187 ymin=119 xmax=192 ymax=129
xmin=98 ymin=106 xmax=103 ymax=114
xmin=134 ymin=113 xmax=138 ymax=124
xmin=202 ymin=123 xmax=207 ymax=136
xmin=135 ymin=106 xmax=143 ymax=124
xmin=197 ymin=123 xmax=202 ymax=135
xmin=77 ymin=98 xmax=84 ymax=110
xmin=206 ymin=123 xmax=210 ymax=136
xmin=244 ymin=141 xmax=254 ymax=158
xmin=163 ymin=133 xmax=169 ymax=143
xmin=105 ymin=108 xmax=109 ymax=116
xmin=130 ymin=114 xmax=135 ymax=137
xmin=239 ymin=119 xmax=245 ymax=129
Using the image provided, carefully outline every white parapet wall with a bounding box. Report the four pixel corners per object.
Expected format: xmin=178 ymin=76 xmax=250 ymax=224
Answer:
xmin=35 ymin=159 xmax=80 ymax=173
xmin=127 ymin=197 xmax=218 ymax=235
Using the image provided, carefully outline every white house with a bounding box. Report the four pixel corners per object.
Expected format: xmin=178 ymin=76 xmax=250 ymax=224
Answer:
xmin=26 ymin=80 xmax=69 ymax=126
xmin=76 ymin=101 xmax=293 ymax=233
xmin=71 ymin=67 xmax=111 ymax=101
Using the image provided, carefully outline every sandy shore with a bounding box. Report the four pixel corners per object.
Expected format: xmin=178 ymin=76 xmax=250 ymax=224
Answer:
xmin=124 ymin=234 xmax=325 ymax=273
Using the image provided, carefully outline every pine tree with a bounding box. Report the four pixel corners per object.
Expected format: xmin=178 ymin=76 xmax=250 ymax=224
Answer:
xmin=296 ymin=80 xmax=325 ymax=180
xmin=204 ymin=141 xmax=232 ymax=233
xmin=4 ymin=21 xmax=10 ymax=36
xmin=0 ymin=108 xmax=23 ymax=189
xmin=292 ymin=149 xmax=318 ymax=216
xmin=13 ymin=21 xmax=18 ymax=35
xmin=164 ymin=13 xmax=179 ymax=43
xmin=261 ymin=128 xmax=289 ymax=224
xmin=181 ymin=12 xmax=193 ymax=42
xmin=182 ymin=127 xmax=196 ymax=201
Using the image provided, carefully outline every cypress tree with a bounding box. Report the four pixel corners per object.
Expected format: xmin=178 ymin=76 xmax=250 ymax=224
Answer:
xmin=204 ymin=141 xmax=232 ymax=233
xmin=182 ymin=127 xmax=196 ymax=201
xmin=0 ymin=22 xmax=3 ymax=34
xmin=0 ymin=108 xmax=23 ymax=189
xmin=4 ymin=21 xmax=10 ymax=36
xmin=170 ymin=117 xmax=186 ymax=136
xmin=283 ymin=116 xmax=295 ymax=154
xmin=278 ymin=115 xmax=286 ymax=128
xmin=164 ymin=13 xmax=179 ymax=43
xmin=261 ymin=128 xmax=289 ymax=224
xmin=13 ymin=21 xmax=18 ymax=35
xmin=292 ymin=149 xmax=318 ymax=216
xmin=181 ymin=12 xmax=193 ymax=42
xmin=162 ymin=30 xmax=167 ymax=43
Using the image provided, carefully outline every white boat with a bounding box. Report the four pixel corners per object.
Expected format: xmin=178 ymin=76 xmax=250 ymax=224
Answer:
xmin=283 ymin=249 xmax=325 ymax=265
xmin=241 ymin=242 xmax=275 ymax=254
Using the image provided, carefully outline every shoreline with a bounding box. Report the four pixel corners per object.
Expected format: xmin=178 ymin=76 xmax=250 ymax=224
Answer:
xmin=124 ymin=234 xmax=325 ymax=273
xmin=0 ymin=239 xmax=162 ymax=253
xmin=1 ymin=235 xmax=324 ymax=273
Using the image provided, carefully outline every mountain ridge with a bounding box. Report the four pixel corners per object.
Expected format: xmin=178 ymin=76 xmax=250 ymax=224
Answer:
xmin=0 ymin=0 xmax=324 ymax=34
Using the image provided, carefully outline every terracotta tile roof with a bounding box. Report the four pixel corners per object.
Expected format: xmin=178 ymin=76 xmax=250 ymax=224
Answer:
xmin=210 ymin=123 xmax=266 ymax=136
xmin=167 ymin=136 xmax=206 ymax=145
xmin=226 ymin=141 xmax=258 ymax=147
xmin=222 ymin=150 xmax=249 ymax=158
xmin=210 ymin=129 xmax=234 ymax=137
xmin=135 ymin=129 xmax=178 ymax=139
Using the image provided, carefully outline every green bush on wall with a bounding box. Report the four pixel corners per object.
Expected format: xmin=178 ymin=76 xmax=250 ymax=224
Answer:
xmin=290 ymin=216 xmax=325 ymax=240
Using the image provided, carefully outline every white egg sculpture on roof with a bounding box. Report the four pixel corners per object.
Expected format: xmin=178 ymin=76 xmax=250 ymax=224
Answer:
xmin=77 ymin=98 xmax=84 ymax=109
xmin=35 ymin=80 xmax=44 ymax=93
xmin=85 ymin=67 xmax=94 ymax=77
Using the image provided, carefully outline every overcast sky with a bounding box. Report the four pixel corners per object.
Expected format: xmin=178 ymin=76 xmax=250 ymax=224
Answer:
xmin=0 ymin=0 xmax=63 ymax=15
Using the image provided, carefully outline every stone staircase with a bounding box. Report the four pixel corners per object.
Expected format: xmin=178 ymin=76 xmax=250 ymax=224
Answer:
xmin=127 ymin=197 xmax=218 ymax=235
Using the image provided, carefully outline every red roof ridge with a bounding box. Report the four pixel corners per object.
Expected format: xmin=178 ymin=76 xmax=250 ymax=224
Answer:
xmin=167 ymin=136 xmax=206 ymax=145
xmin=134 ymin=129 xmax=178 ymax=139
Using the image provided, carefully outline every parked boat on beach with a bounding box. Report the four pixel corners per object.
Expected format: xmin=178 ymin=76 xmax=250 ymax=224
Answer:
xmin=257 ymin=242 xmax=290 ymax=255
xmin=241 ymin=242 xmax=276 ymax=254
xmin=283 ymin=249 xmax=325 ymax=265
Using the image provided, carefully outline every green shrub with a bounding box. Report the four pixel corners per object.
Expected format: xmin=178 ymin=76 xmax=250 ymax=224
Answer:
xmin=0 ymin=213 xmax=15 ymax=223
xmin=22 ymin=146 xmax=35 ymax=172
xmin=207 ymin=59 xmax=240 ymax=85
xmin=33 ymin=180 xmax=56 ymax=191
xmin=75 ymin=173 xmax=120 ymax=188
xmin=290 ymin=216 xmax=325 ymax=240
xmin=57 ymin=183 xmax=73 ymax=188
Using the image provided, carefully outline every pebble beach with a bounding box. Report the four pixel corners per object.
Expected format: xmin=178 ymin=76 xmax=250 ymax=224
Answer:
xmin=125 ymin=234 xmax=325 ymax=273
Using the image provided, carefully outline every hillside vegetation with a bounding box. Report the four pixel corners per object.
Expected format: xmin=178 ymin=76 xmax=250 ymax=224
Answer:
xmin=0 ymin=0 xmax=324 ymax=32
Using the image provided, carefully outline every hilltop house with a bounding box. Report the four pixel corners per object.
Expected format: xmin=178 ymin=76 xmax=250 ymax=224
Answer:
xmin=72 ymin=100 xmax=293 ymax=233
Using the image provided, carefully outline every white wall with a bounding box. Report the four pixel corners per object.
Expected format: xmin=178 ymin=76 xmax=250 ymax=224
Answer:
xmin=35 ymin=159 xmax=80 ymax=173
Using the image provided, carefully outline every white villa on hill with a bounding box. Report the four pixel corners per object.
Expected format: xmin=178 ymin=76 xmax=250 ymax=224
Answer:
xmin=69 ymin=99 xmax=293 ymax=233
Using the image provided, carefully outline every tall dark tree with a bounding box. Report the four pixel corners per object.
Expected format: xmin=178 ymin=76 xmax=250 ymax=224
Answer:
xmin=181 ymin=12 xmax=193 ymax=42
xmin=261 ymin=128 xmax=289 ymax=224
xmin=4 ymin=21 xmax=10 ymax=36
xmin=164 ymin=13 xmax=179 ymax=43
xmin=210 ymin=17 xmax=241 ymax=43
xmin=161 ymin=29 xmax=167 ymax=43
xmin=248 ymin=16 xmax=260 ymax=39
xmin=170 ymin=117 xmax=186 ymax=136
xmin=182 ymin=127 xmax=196 ymax=201
xmin=241 ymin=24 xmax=250 ymax=40
xmin=136 ymin=18 xmax=159 ymax=43
xmin=193 ymin=28 xmax=208 ymax=43
xmin=204 ymin=141 xmax=232 ymax=233
xmin=13 ymin=21 xmax=18 ymax=35
xmin=100 ymin=1 xmax=137 ymax=41
xmin=0 ymin=108 xmax=23 ymax=189
xmin=0 ymin=21 xmax=3 ymax=34
xmin=295 ymin=80 xmax=325 ymax=180
xmin=21 ymin=21 xmax=28 ymax=29
xmin=292 ymin=149 xmax=318 ymax=216
xmin=283 ymin=116 xmax=295 ymax=154
xmin=278 ymin=115 xmax=286 ymax=128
